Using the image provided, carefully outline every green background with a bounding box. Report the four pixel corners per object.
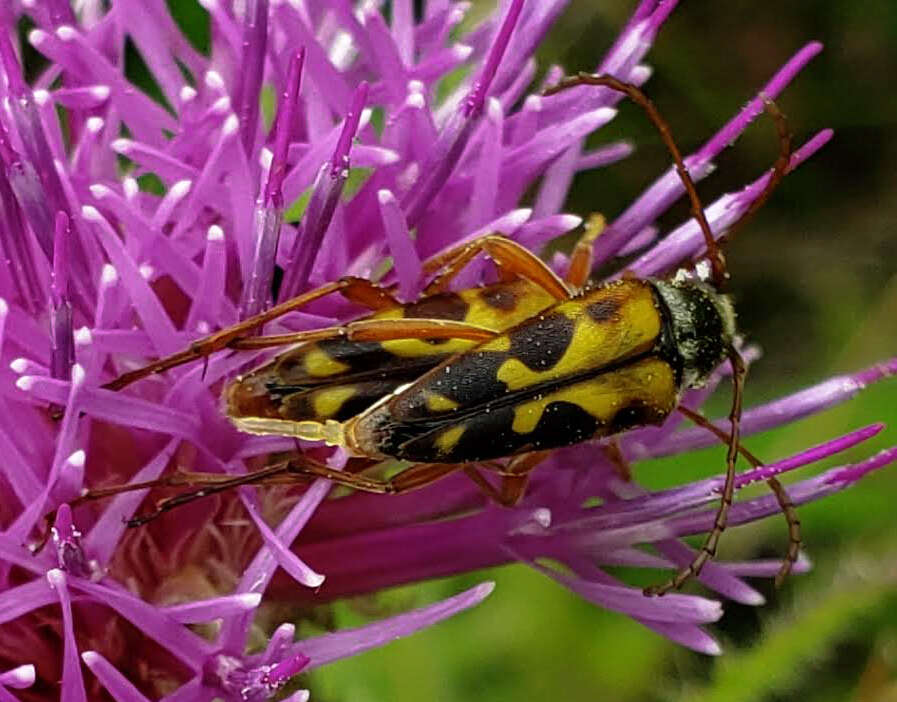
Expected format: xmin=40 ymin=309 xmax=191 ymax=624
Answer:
xmin=128 ymin=1 xmax=897 ymax=699
xmin=307 ymin=3 xmax=897 ymax=701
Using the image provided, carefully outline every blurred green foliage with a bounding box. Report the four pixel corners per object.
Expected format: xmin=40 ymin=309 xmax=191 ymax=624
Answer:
xmin=147 ymin=2 xmax=897 ymax=699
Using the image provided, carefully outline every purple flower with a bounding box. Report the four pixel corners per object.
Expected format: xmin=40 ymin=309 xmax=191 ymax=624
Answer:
xmin=0 ymin=0 xmax=893 ymax=699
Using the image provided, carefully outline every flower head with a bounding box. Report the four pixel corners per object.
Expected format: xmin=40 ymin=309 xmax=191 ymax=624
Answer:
xmin=0 ymin=0 xmax=894 ymax=699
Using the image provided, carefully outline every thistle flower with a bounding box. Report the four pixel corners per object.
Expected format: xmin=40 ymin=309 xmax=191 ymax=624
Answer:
xmin=0 ymin=1 xmax=893 ymax=700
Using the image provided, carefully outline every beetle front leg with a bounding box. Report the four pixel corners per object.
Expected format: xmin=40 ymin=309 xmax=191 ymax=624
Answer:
xmin=104 ymin=277 xmax=399 ymax=391
xmin=422 ymin=234 xmax=572 ymax=300
xmin=565 ymin=214 xmax=606 ymax=290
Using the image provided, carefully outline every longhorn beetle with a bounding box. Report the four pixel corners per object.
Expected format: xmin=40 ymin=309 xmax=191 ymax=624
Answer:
xmin=77 ymin=74 xmax=801 ymax=597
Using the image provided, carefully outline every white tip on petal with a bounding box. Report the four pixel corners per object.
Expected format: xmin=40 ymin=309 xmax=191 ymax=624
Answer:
xmin=486 ymin=96 xmax=502 ymax=121
xmin=197 ymin=0 xmax=218 ymax=9
xmin=27 ymin=28 xmax=48 ymax=46
xmin=405 ymin=92 xmax=425 ymax=109
xmin=100 ymin=264 xmax=118 ymax=286
xmin=46 ymin=568 xmax=66 ymax=586
xmin=179 ymin=85 xmax=197 ymax=103
xmin=477 ymin=581 xmax=496 ymax=597
xmin=523 ymin=94 xmax=542 ymax=112
xmin=138 ymin=264 xmax=154 ymax=280
xmin=110 ymin=138 xmax=132 ymax=153
xmin=532 ymin=508 xmax=552 ymax=528
xmin=305 ymin=571 xmax=326 ymax=588
xmin=73 ymin=326 xmax=92 ymax=345
xmin=32 ymin=89 xmax=50 ymax=106
xmin=377 ymin=189 xmax=396 ymax=205
xmin=3 ymin=664 xmax=35 ymax=687
xmin=207 ymin=225 xmax=224 ymax=241
xmin=85 ymin=116 xmax=104 ymax=133
xmin=453 ymin=44 xmax=474 ymax=60
xmin=71 ymin=363 xmax=86 ymax=385
xmin=81 ymin=651 xmax=100 ymax=666
xmin=594 ymin=106 xmax=617 ymax=123
xmin=123 ymin=177 xmax=139 ymax=199
xmin=704 ymin=638 xmax=723 ymax=656
xmin=15 ymin=376 xmax=34 ymax=391
xmin=237 ymin=592 xmax=263 ymax=608
xmin=170 ymin=179 xmax=192 ymax=198
xmin=742 ymin=590 xmax=766 ymax=606
xmin=10 ymin=358 xmax=28 ymax=373
xmin=81 ymin=205 xmax=102 ymax=221
xmin=67 ymin=450 xmax=86 ymax=468
xmin=90 ymin=85 xmax=111 ymax=100
xmin=196 ymin=320 xmax=211 ymax=334
xmin=557 ymin=214 xmax=583 ymax=230
xmin=630 ymin=63 xmax=653 ymax=84
xmin=55 ymin=26 xmax=76 ymax=41
xmin=359 ymin=107 xmax=373 ymax=129
xmin=205 ymin=70 xmax=225 ymax=91
xmin=89 ymin=183 xmax=111 ymax=199
xmin=407 ymin=79 xmax=424 ymax=94
xmin=259 ymin=147 xmax=273 ymax=170
xmin=211 ymin=96 xmax=231 ymax=113
xmin=222 ymin=114 xmax=239 ymax=136
xmin=0 ymin=298 xmax=7 ymax=316
xmin=505 ymin=208 xmax=532 ymax=229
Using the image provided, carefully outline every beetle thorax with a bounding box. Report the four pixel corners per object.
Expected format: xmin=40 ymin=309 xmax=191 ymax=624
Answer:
xmin=652 ymin=278 xmax=736 ymax=389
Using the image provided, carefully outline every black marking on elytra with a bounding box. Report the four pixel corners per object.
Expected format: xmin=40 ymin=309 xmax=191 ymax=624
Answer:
xmin=608 ymin=399 xmax=667 ymax=434
xmin=480 ymin=285 xmax=518 ymax=311
xmin=278 ymin=378 xmax=413 ymax=422
xmin=507 ymin=311 xmax=574 ymax=372
xmin=382 ymin=400 xmax=601 ymax=463
xmin=404 ymin=292 xmax=469 ymax=321
xmin=391 ymin=350 xmax=509 ymax=420
xmin=270 ymin=339 xmax=448 ymax=390
xmin=586 ymin=296 xmax=623 ymax=322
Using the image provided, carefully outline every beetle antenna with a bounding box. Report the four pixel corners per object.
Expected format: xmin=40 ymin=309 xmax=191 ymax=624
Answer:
xmin=719 ymin=97 xmax=793 ymax=249
xmin=677 ymin=404 xmax=801 ymax=588
xmin=544 ymin=73 xmax=727 ymax=288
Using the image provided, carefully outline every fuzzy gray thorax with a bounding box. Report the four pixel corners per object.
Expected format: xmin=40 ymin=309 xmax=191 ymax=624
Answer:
xmin=652 ymin=277 xmax=736 ymax=389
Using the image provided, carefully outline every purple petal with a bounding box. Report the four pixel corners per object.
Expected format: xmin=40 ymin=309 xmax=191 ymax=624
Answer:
xmin=47 ymin=570 xmax=87 ymax=702
xmin=297 ymin=582 xmax=495 ymax=669
xmin=80 ymin=651 xmax=151 ymax=702
xmin=0 ymin=665 xmax=35 ymax=690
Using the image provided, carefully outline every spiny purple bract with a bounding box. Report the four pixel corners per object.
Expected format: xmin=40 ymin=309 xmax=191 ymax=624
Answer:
xmin=0 ymin=1 xmax=894 ymax=700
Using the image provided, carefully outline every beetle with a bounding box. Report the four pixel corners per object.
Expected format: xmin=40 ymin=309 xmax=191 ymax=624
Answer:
xmin=83 ymin=75 xmax=800 ymax=596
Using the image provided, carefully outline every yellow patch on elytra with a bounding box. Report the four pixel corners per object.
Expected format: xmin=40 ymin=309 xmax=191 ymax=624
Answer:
xmin=434 ymin=425 xmax=465 ymax=455
xmin=312 ymin=386 xmax=357 ymax=418
xmin=496 ymin=281 xmax=662 ymax=392
xmin=304 ymin=346 xmax=350 ymax=377
xmin=508 ymin=359 xmax=676 ymax=436
xmin=426 ymin=393 xmax=460 ymax=412
xmin=459 ymin=282 xmax=555 ymax=327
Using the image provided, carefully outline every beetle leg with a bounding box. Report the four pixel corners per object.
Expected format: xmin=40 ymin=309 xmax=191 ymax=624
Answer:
xmin=104 ymin=277 xmax=399 ymax=391
xmin=601 ymin=439 xmax=632 ymax=482
xmin=565 ymin=214 xmax=606 ymax=290
xmin=229 ymin=317 xmax=496 ymax=350
xmin=423 ymin=234 xmax=572 ymax=300
xmin=644 ymin=346 xmax=746 ymax=596
xmin=677 ymin=404 xmax=801 ymax=588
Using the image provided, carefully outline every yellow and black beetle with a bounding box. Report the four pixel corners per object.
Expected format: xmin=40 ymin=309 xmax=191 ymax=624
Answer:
xmin=87 ymin=75 xmax=800 ymax=596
